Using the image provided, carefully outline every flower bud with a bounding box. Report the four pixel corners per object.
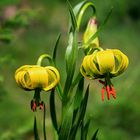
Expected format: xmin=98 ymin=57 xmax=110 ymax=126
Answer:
xmin=83 ymin=17 xmax=99 ymax=54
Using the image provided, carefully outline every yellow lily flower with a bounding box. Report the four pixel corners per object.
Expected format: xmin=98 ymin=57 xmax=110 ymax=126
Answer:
xmin=15 ymin=65 xmax=60 ymax=111
xmin=15 ymin=65 xmax=60 ymax=91
xmin=80 ymin=48 xmax=129 ymax=101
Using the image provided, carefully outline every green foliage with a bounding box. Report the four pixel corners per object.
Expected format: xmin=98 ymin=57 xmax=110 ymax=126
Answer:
xmin=50 ymin=90 xmax=58 ymax=132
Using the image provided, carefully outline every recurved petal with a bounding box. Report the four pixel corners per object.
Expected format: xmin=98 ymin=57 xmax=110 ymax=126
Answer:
xmin=43 ymin=66 xmax=60 ymax=91
xmin=111 ymin=49 xmax=129 ymax=77
xmin=96 ymin=50 xmax=115 ymax=74
xmin=81 ymin=55 xmax=95 ymax=78
xmin=15 ymin=65 xmax=36 ymax=74
xmin=89 ymin=52 xmax=102 ymax=75
xmin=80 ymin=53 xmax=101 ymax=79
xmin=15 ymin=65 xmax=49 ymax=90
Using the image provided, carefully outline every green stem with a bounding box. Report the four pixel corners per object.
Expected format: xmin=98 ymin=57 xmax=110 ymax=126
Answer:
xmin=36 ymin=54 xmax=53 ymax=66
xmin=43 ymin=104 xmax=47 ymax=140
xmin=36 ymin=54 xmax=63 ymax=100
xmin=34 ymin=89 xmax=41 ymax=106
xmin=105 ymin=73 xmax=112 ymax=87
xmin=77 ymin=2 xmax=96 ymax=30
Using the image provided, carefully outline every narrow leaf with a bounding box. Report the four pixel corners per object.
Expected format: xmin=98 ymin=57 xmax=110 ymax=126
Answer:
xmin=81 ymin=121 xmax=84 ymax=140
xmin=59 ymin=105 xmax=73 ymax=140
xmin=72 ymin=108 xmax=78 ymax=125
xmin=64 ymin=31 xmax=78 ymax=98
xmin=50 ymin=89 xmax=58 ymax=132
xmin=91 ymin=129 xmax=99 ymax=140
xmin=43 ymin=104 xmax=47 ymax=140
xmin=69 ymin=85 xmax=89 ymax=140
xmin=71 ymin=72 xmax=83 ymax=90
xmin=73 ymin=1 xmax=85 ymax=16
xmin=67 ymin=0 xmax=77 ymax=32
xmin=78 ymin=85 xmax=89 ymax=123
xmin=73 ymin=1 xmax=96 ymax=18
xmin=74 ymin=1 xmax=96 ymax=29
xmin=34 ymin=115 xmax=40 ymax=140
xmin=52 ymin=33 xmax=61 ymax=64
xmin=73 ymin=77 xmax=84 ymax=110
xmin=81 ymin=119 xmax=91 ymax=140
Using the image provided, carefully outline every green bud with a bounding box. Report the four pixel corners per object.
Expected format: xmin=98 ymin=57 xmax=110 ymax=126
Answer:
xmin=83 ymin=17 xmax=99 ymax=54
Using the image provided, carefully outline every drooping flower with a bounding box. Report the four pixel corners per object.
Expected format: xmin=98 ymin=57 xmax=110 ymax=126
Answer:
xmin=15 ymin=65 xmax=60 ymax=91
xmin=15 ymin=65 xmax=60 ymax=111
xmin=80 ymin=48 xmax=129 ymax=101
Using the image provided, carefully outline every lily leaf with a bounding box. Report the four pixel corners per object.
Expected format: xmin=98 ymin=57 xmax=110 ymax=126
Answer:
xmin=50 ymin=89 xmax=58 ymax=132
xmin=69 ymin=85 xmax=89 ymax=140
xmin=67 ymin=0 xmax=77 ymax=32
xmin=73 ymin=77 xmax=84 ymax=110
xmin=73 ymin=0 xmax=96 ymax=30
xmin=52 ymin=33 xmax=61 ymax=64
xmin=43 ymin=104 xmax=47 ymax=140
xmin=64 ymin=31 xmax=78 ymax=99
xmin=80 ymin=119 xmax=91 ymax=140
xmin=58 ymin=104 xmax=73 ymax=140
xmin=91 ymin=129 xmax=99 ymax=140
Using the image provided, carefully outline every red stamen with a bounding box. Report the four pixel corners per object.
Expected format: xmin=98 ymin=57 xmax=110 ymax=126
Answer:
xmin=31 ymin=100 xmax=37 ymax=112
xmin=110 ymin=86 xmax=116 ymax=99
xmin=99 ymin=80 xmax=105 ymax=85
xmin=99 ymin=79 xmax=117 ymax=101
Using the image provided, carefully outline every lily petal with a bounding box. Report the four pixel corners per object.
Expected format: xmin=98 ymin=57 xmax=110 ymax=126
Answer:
xmin=15 ymin=65 xmax=60 ymax=91
xmin=43 ymin=66 xmax=60 ymax=91
xmin=111 ymin=49 xmax=129 ymax=77
xmin=96 ymin=50 xmax=115 ymax=74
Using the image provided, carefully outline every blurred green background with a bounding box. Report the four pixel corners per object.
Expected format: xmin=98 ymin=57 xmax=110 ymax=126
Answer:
xmin=0 ymin=0 xmax=140 ymax=140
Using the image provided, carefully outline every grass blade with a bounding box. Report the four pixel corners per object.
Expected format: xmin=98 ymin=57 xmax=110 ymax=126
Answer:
xmin=80 ymin=119 xmax=91 ymax=140
xmin=73 ymin=77 xmax=84 ymax=110
xmin=67 ymin=0 xmax=77 ymax=32
xmin=59 ymin=105 xmax=73 ymax=140
xmin=69 ymin=85 xmax=89 ymax=140
xmin=91 ymin=129 xmax=99 ymax=140
xmin=50 ymin=89 xmax=58 ymax=132
xmin=64 ymin=31 xmax=78 ymax=99
xmin=52 ymin=33 xmax=61 ymax=64
xmin=43 ymin=104 xmax=47 ymax=140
